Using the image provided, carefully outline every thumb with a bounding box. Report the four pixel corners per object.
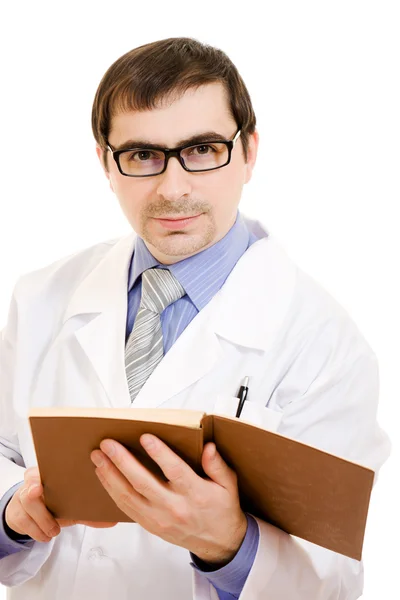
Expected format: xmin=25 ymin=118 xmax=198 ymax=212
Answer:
xmin=202 ymin=443 xmax=236 ymax=490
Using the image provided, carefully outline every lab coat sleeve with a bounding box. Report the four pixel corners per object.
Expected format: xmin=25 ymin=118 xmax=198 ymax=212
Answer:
xmin=193 ymin=318 xmax=391 ymax=600
xmin=0 ymin=287 xmax=55 ymax=585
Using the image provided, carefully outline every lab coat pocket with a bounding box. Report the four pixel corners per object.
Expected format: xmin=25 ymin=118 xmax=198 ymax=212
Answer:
xmin=213 ymin=395 xmax=283 ymax=432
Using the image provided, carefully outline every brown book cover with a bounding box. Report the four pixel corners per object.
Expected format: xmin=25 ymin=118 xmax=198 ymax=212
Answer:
xmin=28 ymin=406 xmax=374 ymax=560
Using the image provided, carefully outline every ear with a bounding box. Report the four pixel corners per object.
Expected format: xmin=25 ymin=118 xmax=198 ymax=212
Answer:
xmin=96 ymin=144 xmax=114 ymax=193
xmin=243 ymin=130 xmax=259 ymax=184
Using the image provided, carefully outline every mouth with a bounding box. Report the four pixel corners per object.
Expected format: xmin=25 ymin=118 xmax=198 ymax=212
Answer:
xmin=153 ymin=214 xmax=202 ymax=230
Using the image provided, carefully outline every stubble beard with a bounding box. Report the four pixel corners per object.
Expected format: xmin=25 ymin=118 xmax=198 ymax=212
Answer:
xmin=140 ymin=199 xmax=216 ymax=259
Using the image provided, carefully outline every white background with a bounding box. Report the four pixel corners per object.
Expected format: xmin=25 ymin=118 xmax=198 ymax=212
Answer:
xmin=0 ymin=1 xmax=398 ymax=597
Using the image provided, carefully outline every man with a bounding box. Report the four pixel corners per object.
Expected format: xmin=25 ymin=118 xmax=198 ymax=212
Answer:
xmin=0 ymin=37 xmax=390 ymax=599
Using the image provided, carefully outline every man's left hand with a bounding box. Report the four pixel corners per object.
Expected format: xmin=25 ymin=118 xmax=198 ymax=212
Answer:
xmin=90 ymin=435 xmax=247 ymax=565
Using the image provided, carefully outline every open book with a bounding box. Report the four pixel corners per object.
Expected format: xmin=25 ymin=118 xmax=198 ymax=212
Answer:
xmin=28 ymin=406 xmax=374 ymax=560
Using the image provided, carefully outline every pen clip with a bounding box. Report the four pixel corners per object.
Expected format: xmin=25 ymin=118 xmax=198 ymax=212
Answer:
xmin=235 ymin=376 xmax=249 ymax=418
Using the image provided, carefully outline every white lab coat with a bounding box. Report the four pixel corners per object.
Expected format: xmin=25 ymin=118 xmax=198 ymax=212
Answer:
xmin=0 ymin=216 xmax=390 ymax=600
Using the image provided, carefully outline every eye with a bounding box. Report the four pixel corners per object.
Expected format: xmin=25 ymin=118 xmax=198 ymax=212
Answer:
xmin=125 ymin=150 xmax=163 ymax=162
xmin=137 ymin=151 xmax=152 ymax=161
xmin=131 ymin=150 xmax=152 ymax=161
xmin=190 ymin=144 xmax=215 ymax=155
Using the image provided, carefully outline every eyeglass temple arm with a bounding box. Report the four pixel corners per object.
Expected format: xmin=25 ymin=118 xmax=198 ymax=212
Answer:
xmin=233 ymin=129 xmax=241 ymax=145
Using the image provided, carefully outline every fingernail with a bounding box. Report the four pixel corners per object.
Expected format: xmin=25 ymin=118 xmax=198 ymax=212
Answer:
xmin=91 ymin=453 xmax=104 ymax=467
xmin=49 ymin=525 xmax=60 ymax=537
xmin=102 ymin=441 xmax=115 ymax=457
xmin=28 ymin=484 xmax=40 ymax=495
xmin=141 ymin=435 xmax=155 ymax=450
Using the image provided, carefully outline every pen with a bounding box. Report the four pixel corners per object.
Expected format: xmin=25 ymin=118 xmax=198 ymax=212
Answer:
xmin=235 ymin=376 xmax=249 ymax=418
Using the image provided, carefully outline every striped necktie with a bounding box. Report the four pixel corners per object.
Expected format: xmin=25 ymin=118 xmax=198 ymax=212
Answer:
xmin=125 ymin=268 xmax=185 ymax=403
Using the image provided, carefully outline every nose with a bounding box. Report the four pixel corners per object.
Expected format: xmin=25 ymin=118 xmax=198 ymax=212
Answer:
xmin=156 ymin=156 xmax=192 ymax=201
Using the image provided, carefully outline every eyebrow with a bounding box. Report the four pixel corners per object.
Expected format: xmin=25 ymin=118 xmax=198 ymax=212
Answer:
xmin=110 ymin=131 xmax=230 ymax=152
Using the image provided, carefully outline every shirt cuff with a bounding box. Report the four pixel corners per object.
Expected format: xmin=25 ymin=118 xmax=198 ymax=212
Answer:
xmin=190 ymin=514 xmax=259 ymax=596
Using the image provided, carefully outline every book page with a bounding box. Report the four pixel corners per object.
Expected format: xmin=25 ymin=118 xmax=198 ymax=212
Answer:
xmin=28 ymin=406 xmax=205 ymax=428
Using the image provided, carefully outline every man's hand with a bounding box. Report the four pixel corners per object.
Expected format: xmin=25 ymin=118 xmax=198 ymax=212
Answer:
xmin=5 ymin=467 xmax=117 ymax=543
xmin=91 ymin=436 xmax=248 ymax=565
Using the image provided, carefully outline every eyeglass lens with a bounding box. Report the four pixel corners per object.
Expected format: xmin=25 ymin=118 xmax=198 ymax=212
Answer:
xmin=118 ymin=142 xmax=229 ymax=176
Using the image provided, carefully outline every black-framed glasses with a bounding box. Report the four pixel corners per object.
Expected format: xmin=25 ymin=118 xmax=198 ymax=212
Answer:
xmin=106 ymin=129 xmax=241 ymax=177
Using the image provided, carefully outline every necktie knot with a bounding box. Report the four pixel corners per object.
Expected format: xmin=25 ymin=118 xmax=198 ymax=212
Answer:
xmin=140 ymin=268 xmax=185 ymax=314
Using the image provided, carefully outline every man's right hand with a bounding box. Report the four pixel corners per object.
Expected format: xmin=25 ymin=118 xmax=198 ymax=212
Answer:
xmin=5 ymin=467 xmax=117 ymax=543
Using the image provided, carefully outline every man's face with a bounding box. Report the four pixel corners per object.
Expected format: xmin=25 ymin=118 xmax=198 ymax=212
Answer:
xmin=97 ymin=83 xmax=258 ymax=265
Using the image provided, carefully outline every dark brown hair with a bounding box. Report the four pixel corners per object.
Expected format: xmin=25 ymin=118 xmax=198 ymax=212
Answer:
xmin=91 ymin=37 xmax=257 ymax=168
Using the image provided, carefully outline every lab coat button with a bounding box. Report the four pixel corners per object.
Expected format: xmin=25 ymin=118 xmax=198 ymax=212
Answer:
xmin=87 ymin=547 xmax=105 ymax=560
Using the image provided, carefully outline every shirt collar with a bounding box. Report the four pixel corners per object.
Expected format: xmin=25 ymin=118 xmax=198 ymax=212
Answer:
xmin=127 ymin=211 xmax=251 ymax=311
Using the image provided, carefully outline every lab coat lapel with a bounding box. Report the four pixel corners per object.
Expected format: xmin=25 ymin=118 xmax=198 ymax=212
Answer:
xmin=212 ymin=235 xmax=298 ymax=351
xmin=60 ymin=232 xmax=225 ymax=410
xmin=131 ymin=299 xmax=224 ymax=408
xmin=61 ymin=229 xmax=297 ymax=410
xmin=134 ymin=234 xmax=298 ymax=408
xmin=62 ymin=233 xmax=136 ymax=409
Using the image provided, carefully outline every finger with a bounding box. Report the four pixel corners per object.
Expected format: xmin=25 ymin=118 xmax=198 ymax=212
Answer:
xmin=6 ymin=501 xmax=52 ymax=543
xmin=140 ymin=434 xmax=196 ymax=494
xmin=93 ymin=442 xmax=166 ymax=505
xmin=55 ymin=518 xmax=80 ymax=527
xmin=78 ymin=521 xmax=118 ymax=528
xmin=201 ymin=443 xmax=237 ymax=491
xmin=6 ymin=486 xmax=55 ymax=543
xmin=24 ymin=466 xmax=41 ymax=486
xmin=19 ymin=482 xmax=61 ymax=539
xmin=55 ymin=518 xmax=118 ymax=529
xmin=91 ymin=446 xmax=153 ymax=515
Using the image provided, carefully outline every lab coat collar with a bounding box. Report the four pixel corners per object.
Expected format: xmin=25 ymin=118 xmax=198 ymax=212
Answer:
xmin=61 ymin=218 xmax=297 ymax=407
xmin=62 ymin=233 xmax=136 ymax=321
xmin=62 ymin=217 xmax=297 ymax=352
